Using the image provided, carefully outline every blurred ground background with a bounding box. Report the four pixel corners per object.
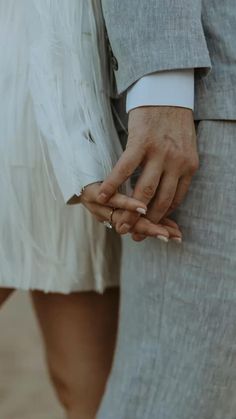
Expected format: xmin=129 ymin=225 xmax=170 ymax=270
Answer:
xmin=0 ymin=292 xmax=64 ymax=419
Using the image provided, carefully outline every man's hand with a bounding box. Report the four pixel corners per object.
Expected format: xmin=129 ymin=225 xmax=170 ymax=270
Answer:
xmin=98 ymin=106 xmax=199 ymax=234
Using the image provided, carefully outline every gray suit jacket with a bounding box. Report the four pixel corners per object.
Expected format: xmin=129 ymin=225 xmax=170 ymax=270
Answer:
xmin=102 ymin=0 xmax=236 ymax=120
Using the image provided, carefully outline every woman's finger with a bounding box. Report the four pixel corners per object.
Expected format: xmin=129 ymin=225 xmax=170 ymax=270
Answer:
xmin=86 ymin=204 xmax=169 ymax=239
xmin=132 ymin=224 xmax=182 ymax=243
xmin=161 ymin=217 xmax=179 ymax=229
xmin=161 ymin=224 xmax=182 ymax=241
xmin=120 ymin=216 xmax=170 ymax=239
xmin=81 ymin=183 xmax=147 ymax=214
xmin=83 ymin=199 xmax=182 ymax=241
xmin=83 ymin=201 xmax=120 ymax=224
xmin=134 ymin=219 xmax=181 ymax=240
xmin=160 ymin=218 xmax=182 ymax=242
xmin=106 ymin=192 xmax=147 ymax=214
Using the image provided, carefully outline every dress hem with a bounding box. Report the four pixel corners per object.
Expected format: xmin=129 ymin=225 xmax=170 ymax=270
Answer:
xmin=0 ymin=281 xmax=119 ymax=295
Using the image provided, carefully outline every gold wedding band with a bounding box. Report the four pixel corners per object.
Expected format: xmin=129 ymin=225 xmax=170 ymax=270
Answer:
xmin=109 ymin=208 xmax=116 ymax=226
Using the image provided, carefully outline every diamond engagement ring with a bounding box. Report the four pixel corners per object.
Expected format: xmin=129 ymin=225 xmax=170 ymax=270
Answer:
xmin=103 ymin=208 xmax=116 ymax=230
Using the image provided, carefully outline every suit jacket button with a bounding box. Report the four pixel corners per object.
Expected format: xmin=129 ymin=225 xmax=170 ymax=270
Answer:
xmin=111 ymin=56 xmax=119 ymax=71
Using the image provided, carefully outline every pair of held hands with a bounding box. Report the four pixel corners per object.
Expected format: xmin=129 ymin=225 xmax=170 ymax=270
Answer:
xmin=81 ymin=106 xmax=199 ymax=243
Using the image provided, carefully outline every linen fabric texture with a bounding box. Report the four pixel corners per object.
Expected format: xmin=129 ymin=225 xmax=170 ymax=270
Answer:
xmin=98 ymin=121 xmax=236 ymax=418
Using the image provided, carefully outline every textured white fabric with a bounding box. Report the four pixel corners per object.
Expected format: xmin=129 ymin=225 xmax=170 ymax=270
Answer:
xmin=27 ymin=0 xmax=122 ymax=202
xmin=0 ymin=0 xmax=121 ymax=293
xmin=126 ymin=70 xmax=194 ymax=112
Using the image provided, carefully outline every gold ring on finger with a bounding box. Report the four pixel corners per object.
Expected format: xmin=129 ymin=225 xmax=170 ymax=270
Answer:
xmin=103 ymin=208 xmax=116 ymax=230
xmin=110 ymin=208 xmax=117 ymax=226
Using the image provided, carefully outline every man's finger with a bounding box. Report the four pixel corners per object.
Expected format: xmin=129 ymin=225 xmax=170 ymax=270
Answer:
xmin=97 ymin=145 xmax=144 ymax=204
xmin=133 ymin=158 xmax=163 ymax=204
xmin=115 ymin=159 xmax=163 ymax=234
xmin=83 ymin=202 xmax=122 ymax=224
xmin=106 ymin=193 xmax=147 ymax=214
xmin=165 ymin=175 xmax=192 ymax=216
xmin=147 ymin=173 xmax=179 ymax=224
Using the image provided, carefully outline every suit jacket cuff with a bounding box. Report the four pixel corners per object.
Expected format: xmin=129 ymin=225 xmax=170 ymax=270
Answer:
xmin=102 ymin=1 xmax=211 ymax=94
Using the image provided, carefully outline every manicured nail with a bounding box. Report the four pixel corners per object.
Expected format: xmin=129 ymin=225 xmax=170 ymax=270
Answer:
xmin=136 ymin=207 xmax=147 ymax=215
xmin=156 ymin=235 xmax=169 ymax=243
xmin=171 ymin=237 xmax=182 ymax=244
xmin=98 ymin=193 xmax=108 ymax=203
xmin=119 ymin=223 xmax=131 ymax=234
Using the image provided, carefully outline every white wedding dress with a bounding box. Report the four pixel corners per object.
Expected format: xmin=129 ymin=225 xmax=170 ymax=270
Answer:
xmin=0 ymin=0 xmax=121 ymax=293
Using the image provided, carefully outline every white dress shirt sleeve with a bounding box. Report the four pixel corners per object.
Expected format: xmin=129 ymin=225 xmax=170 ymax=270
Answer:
xmin=126 ymin=69 xmax=194 ymax=113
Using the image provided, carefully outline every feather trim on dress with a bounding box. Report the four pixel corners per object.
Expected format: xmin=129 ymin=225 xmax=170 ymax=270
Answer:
xmin=0 ymin=0 xmax=122 ymax=291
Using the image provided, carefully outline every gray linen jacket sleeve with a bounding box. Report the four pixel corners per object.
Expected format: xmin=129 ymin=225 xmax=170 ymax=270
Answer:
xmin=102 ymin=0 xmax=212 ymax=94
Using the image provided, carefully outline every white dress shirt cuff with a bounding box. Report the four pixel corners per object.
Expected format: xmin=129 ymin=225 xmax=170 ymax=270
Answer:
xmin=126 ymin=69 xmax=194 ymax=113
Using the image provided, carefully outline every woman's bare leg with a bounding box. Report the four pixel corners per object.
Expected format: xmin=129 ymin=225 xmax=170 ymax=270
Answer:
xmin=0 ymin=288 xmax=15 ymax=307
xmin=31 ymin=288 xmax=119 ymax=419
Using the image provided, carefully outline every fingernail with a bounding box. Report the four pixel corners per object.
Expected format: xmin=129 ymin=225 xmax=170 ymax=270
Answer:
xmin=171 ymin=237 xmax=182 ymax=244
xmin=98 ymin=193 xmax=108 ymax=203
xmin=119 ymin=223 xmax=131 ymax=234
xmin=136 ymin=207 xmax=147 ymax=215
xmin=156 ymin=235 xmax=169 ymax=243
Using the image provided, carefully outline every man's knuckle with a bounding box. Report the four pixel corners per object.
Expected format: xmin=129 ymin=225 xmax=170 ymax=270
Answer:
xmin=129 ymin=129 xmax=156 ymax=147
xmin=171 ymin=154 xmax=198 ymax=175
xmin=141 ymin=184 xmax=156 ymax=200
xmin=175 ymin=157 xmax=188 ymax=172
xmin=118 ymin=164 xmax=133 ymax=179
xmin=188 ymin=157 xmax=199 ymax=174
xmin=103 ymin=180 xmax=117 ymax=194
xmin=185 ymin=159 xmax=199 ymax=176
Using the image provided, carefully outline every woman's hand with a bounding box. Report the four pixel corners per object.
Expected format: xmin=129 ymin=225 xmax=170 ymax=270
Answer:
xmin=80 ymin=183 xmax=182 ymax=242
xmin=81 ymin=183 xmax=148 ymax=214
